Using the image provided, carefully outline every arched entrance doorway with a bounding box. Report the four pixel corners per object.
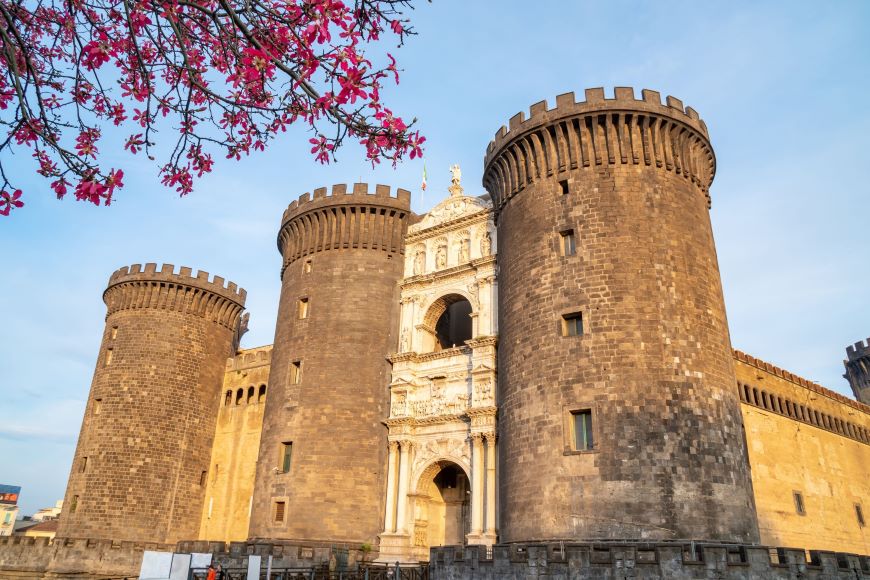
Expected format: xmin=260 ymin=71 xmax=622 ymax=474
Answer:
xmin=413 ymin=461 xmax=470 ymax=556
xmin=421 ymin=294 xmax=474 ymax=352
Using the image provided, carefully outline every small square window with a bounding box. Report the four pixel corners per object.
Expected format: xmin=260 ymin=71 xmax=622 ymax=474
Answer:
xmin=274 ymin=500 xmax=286 ymax=523
xmin=560 ymin=229 xmax=576 ymax=256
xmin=297 ymin=298 xmax=309 ymax=319
xmin=303 ymin=260 xmax=312 ymax=273
xmin=280 ymin=442 xmax=293 ymax=474
xmin=793 ymin=491 xmax=806 ymax=516
xmin=571 ymin=410 xmax=594 ymax=451
xmin=561 ymin=312 xmax=583 ymax=337
xmin=93 ymin=398 xmax=102 ymax=415
xmin=857 ymin=504 xmax=866 ymax=527
xmin=290 ymin=361 xmax=302 ymax=385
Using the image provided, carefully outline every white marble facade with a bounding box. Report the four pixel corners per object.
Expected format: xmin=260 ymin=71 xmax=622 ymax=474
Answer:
xmin=378 ymin=169 xmax=498 ymax=563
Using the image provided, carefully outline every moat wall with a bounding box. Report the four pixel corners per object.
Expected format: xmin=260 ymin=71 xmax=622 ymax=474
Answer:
xmin=429 ymin=544 xmax=870 ymax=579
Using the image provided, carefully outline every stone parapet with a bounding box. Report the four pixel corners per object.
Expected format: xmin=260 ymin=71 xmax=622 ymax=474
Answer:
xmin=483 ymin=87 xmax=715 ymax=215
xmin=104 ymin=263 xmax=246 ymax=330
xmin=277 ymin=183 xmax=413 ymax=277
xmin=430 ymin=543 xmax=870 ymax=579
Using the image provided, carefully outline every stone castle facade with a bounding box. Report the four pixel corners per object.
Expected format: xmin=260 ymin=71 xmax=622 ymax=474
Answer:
xmin=2 ymin=87 xmax=869 ymax=579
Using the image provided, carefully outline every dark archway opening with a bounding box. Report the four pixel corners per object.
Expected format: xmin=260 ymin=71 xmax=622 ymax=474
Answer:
xmin=435 ymin=299 xmax=472 ymax=350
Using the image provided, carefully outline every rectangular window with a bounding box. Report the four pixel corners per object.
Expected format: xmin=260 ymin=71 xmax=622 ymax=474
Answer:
xmin=571 ymin=410 xmax=594 ymax=451
xmin=560 ymin=229 xmax=576 ymax=256
xmin=70 ymin=495 xmax=78 ymax=513
xmin=559 ymin=179 xmax=569 ymax=195
xmin=199 ymin=470 xmax=207 ymax=486
xmin=297 ymin=297 xmax=309 ymax=319
xmin=793 ymin=491 xmax=806 ymax=516
xmin=104 ymin=348 xmax=113 ymax=367
xmin=93 ymin=398 xmax=102 ymax=415
xmin=857 ymin=504 xmax=866 ymax=527
xmin=561 ymin=312 xmax=583 ymax=337
xmin=80 ymin=457 xmax=88 ymax=473
xmin=110 ymin=326 xmax=118 ymax=339
xmin=281 ymin=442 xmax=293 ymax=473
xmin=303 ymin=260 xmax=312 ymax=273
xmin=290 ymin=361 xmax=302 ymax=384
xmin=274 ymin=500 xmax=286 ymax=523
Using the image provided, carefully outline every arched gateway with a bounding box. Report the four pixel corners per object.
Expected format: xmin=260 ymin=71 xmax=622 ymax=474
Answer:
xmin=410 ymin=461 xmax=471 ymax=560
xmin=377 ymin=168 xmax=499 ymax=563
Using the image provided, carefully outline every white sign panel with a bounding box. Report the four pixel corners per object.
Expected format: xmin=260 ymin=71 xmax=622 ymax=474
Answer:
xmin=169 ymin=553 xmax=192 ymax=580
xmin=139 ymin=551 xmax=173 ymax=580
xmin=247 ymin=554 xmax=262 ymax=580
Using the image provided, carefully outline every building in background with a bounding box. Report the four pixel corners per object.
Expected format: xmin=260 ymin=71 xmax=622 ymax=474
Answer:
xmin=845 ymin=338 xmax=870 ymax=405
xmin=32 ymin=501 xmax=63 ymax=523
xmin=0 ymin=486 xmax=20 ymax=537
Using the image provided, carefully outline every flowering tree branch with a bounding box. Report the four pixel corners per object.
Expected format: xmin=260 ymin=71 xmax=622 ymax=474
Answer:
xmin=0 ymin=0 xmax=425 ymax=216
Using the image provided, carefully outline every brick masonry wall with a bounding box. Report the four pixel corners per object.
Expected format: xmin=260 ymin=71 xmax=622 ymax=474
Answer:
xmin=249 ymin=185 xmax=412 ymax=546
xmin=734 ymin=355 xmax=870 ymax=554
xmin=430 ymin=544 xmax=870 ymax=579
xmin=56 ymin=264 xmax=246 ymax=545
xmin=484 ymin=88 xmax=759 ymax=543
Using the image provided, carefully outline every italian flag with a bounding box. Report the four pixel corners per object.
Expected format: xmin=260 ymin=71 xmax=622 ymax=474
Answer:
xmin=421 ymin=163 xmax=428 ymax=191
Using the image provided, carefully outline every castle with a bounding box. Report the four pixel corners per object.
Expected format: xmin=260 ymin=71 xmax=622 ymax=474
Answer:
xmin=1 ymin=87 xmax=869 ymax=579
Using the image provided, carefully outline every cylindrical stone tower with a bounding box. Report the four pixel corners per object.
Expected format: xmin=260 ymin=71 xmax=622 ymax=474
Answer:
xmin=844 ymin=338 xmax=870 ymax=404
xmin=249 ymin=183 xmax=413 ymax=546
xmin=483 ymin=87 xmax=759 ymax=543
xmin=56 ymin=263 xmax=246 ymax=544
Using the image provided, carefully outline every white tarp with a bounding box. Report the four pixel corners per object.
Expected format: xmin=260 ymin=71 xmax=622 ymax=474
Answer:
xmin=247 ymin=554 xmax=261 ymax=580
xmin=139 ymin=551 xmax=173 ymax=580
xmin=168 ymin=553 xmax=191 ymax=580
xmin=190 ymin=553 xmax=213 ymax=569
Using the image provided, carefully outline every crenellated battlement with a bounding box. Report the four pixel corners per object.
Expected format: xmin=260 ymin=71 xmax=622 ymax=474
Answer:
xmin=846 ymin=338 xmax=870 ymax=360
xmin=844 ymin=338 xmax=870 ymax=405
xmin=734 ymin=349 xmax=870 ymax=415
xmin=486 ymin=87 xmax=708 ymax=158
xmin=482 ymin=87 xmax=716 ymax=214
xmin=226 ymin=344 xmax=273 ymax=371
xmin=108 ymin=263 xmax=247 ymax=304
xmin=103 ymin=263 xmax=247 ymax=329
xmin=276 ymin=183 xmax=414 ymax=275
xmin=280 ymin=183 xmax=412 ymax=227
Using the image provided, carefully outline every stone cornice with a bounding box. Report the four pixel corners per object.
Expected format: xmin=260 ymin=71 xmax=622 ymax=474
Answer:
xmin=401 ymin=256 xmax=497 ymax=289
xmin=406 ymin=207 xmax=491 ymax=242
xmin=386 ymin=413 xmax=469 ymax=427
xmin=389 ymin=346 xmax=471 ymax=365
xmin=466 ymin=336 xmax=498 ymax=349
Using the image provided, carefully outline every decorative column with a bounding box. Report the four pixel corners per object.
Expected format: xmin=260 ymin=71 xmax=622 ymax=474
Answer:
xmin=469 ymin=433 xmax=485 ymax=540
xmin=384 ymin=441 xmax=399 ymax=532
xmin=484 ymin=433 xmax=497 ymax=541
xmin=395 ymin=440 xmax=412 ymax=534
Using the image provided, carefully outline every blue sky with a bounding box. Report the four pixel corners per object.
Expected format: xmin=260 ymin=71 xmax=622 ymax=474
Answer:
xmin=1 ymin=1 xmax=868 ymax=516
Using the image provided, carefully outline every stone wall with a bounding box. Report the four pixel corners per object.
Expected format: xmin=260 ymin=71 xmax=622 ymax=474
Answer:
xmin=484 ymin=87 xmax=758 ymax=544
xmin=429 ymin=544 xmax=870 ymax=579
xmin=198 ymin=346 xmax=271 ymax=543
xmin=0 ymin=535 xmax=171 ymax=580
xmin=249 ymin=184 xmax=413 ymax=545
xmin=57 ymin=263 xmax=246 ymax=545
xmin=734 ymin=352 xmax=870 ymax=555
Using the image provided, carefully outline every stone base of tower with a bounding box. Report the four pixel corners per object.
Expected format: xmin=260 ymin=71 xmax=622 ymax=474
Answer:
xmin=465 ymin=531 xmax=497 ymax=549
xmin=375 ymin=532 xmax=416 ymax=564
